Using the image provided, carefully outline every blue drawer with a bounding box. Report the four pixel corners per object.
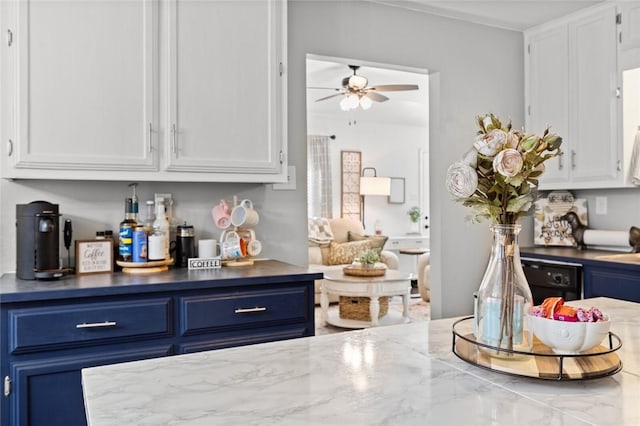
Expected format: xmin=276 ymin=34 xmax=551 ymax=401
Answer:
xmin=9 ymin=298 xmax=172 ymax=353
xmin=181 ymin=286 xmax=310 ymax=335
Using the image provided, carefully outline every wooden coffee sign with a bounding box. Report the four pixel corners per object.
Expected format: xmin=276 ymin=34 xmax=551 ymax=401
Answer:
xmin=76 ymin=239 xmax=113 ymax=275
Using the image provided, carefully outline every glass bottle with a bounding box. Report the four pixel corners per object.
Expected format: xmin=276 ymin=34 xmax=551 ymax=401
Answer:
xmin=474 ymin=224 xmax=533 ymax=356
xmin=143 ymin=200 xmax=155 ymax=234
xmin=118 ymin=198 xmax=137 ymax=262
xmin=152 ymin=199 xmax=170 ymax=260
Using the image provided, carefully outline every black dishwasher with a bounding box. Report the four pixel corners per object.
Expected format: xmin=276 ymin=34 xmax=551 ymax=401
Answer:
xmin=520 ymin=257 xmax=582 ymax=305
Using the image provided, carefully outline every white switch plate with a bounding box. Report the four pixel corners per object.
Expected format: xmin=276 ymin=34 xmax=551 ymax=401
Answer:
xmin=273 ymin=166 xmax=296 ymax=190
xmin=595 ymin=196 xmax=607 ymax=215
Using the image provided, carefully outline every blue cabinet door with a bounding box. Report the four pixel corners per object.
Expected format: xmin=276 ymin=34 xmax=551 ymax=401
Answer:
xmin=8 ymin=346 xmax=172 ymax=426
xmin=584 ymin=265 xmax=640 ymax=302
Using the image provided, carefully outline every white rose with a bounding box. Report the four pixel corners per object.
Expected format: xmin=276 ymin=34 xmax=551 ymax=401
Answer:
xmin=505 ymin=131 xmax=520 ymax=149
xmin=446 ymin=162 xmax=478 ymax=198
xmin=473 ymin=129 xmax=507 ymax=156
xmin=493 ymin=148 xmax=523 ymax=177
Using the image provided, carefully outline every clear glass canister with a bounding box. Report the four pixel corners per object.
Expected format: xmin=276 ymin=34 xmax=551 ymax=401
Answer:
xmin=474 ymin=223 xmax=534 ymax=356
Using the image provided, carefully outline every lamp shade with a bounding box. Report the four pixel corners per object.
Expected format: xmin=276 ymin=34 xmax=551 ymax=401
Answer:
xmin=360 ymin=176 xmax=391 ymax=196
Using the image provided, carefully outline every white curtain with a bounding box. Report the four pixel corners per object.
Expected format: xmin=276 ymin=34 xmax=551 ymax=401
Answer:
xmin=307 ymin=135 xmax=333 ymax=218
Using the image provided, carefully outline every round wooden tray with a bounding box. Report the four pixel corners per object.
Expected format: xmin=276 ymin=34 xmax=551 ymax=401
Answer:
xmin=343 ymin=264 xmax=387 ymax=277
xmin=116 ymin=258 xmax=174 ymax=274
xmin=452 ymin=317 xmax=623 ymax=381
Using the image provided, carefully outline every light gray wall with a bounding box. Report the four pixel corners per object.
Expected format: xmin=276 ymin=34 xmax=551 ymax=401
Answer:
xmin=2 ymin=1 xmax=636 ymax=319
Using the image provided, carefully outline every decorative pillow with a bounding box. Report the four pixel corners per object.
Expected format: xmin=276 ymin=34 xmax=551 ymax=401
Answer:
xmin=327 ymin=240 xmax=372 ymax=265
xmin=348 ymin=232 xmax=388 ymax=255
xmin=308 ymin=217 xmax=334 ymax=244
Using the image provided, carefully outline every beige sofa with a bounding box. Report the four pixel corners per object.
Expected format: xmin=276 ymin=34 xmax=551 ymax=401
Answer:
xmin=308 ymin=217 xmax=399 ymax=305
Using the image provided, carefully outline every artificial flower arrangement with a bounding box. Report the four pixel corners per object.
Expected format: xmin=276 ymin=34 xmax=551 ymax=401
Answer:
xmin=446 ymin=113 xmax=564 ymax=354
xmin=446 ymin=113 xmax=563 ymax=225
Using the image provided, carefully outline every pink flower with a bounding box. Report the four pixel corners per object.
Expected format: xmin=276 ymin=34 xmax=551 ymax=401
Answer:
xmin=446 ymin=162 xmax=478 ymax=198
xmin=473 ymin=129 xmax=507 ymax=156
xmin=493 ymin=148 xmax=523 ymax=177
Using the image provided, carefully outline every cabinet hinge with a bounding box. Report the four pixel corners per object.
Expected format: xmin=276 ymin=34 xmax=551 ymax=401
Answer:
xmin=279 ymin=150 xmax=284 ymax=164
xmin=279 ymin=62 xmax=283 ymax=77
xmin=7 ymin=29 xmax=13 ymax=47
xmin=616 ymin=13 xmax=622 ymax=25
xmin=4 ymin=376 xmax=11 ymax=397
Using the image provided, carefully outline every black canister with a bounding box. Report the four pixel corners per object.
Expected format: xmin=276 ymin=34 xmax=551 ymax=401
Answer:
xmin=173 ymin=223 xmax=195 ymax=267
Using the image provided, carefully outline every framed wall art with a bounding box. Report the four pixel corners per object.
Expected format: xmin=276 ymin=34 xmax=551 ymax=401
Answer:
xmin=340 ymin=150 xmax=362 ymax=221
xmin=75 ymin=239 xmax=114 ymax=275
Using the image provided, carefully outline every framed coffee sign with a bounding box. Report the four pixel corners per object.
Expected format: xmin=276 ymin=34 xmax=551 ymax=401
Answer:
xmin=75 ymin=239 xmax=113 ymax=275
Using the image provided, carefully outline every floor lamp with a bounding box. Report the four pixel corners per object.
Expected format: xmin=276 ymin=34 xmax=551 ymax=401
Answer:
xmin=360 ymin=167 xmax=391 ymax=228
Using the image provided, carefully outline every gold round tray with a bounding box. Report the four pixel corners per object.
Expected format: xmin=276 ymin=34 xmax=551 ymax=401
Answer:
xmin=343 ymin=264 xmax=387 ymax=277
xmin=116 ymin=258 xmax=174 ymax=274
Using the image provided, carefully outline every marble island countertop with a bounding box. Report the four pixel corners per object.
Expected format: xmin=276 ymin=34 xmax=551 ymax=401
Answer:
xmin=82 ymin=297 xmax=640 ymax=425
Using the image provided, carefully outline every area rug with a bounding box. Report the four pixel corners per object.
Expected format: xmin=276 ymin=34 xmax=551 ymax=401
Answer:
xmin=314 ymin=295 xmax=431 ymax=336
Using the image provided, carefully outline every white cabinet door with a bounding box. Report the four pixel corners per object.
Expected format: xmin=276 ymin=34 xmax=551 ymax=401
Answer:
xmin=5 ymin=0 xmax=157 ymax=178
xmin=621 ymin=2 xmax=640 ymax=51
xmin=527 ymin=5 xmax=621 ymax=190
xmin=166 ymin=0 xmax=286 ymax=178
xmin=526 ymin=26 xmax=570 ymax=185
xmin=569 ymin=6 xmax=619 ymax=185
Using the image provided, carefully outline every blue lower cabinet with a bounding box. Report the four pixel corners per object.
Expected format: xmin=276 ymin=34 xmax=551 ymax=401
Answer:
xmin=583 ymin=264 xmax=640 ymax=302
xmin=1 ymin=275 xmax=315 ymax=426
xmin=9 ymin=346 xmax=172 ymax=426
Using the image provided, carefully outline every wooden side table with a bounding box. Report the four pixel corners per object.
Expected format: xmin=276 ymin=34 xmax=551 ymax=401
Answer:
xmin=399 ymin=248 xmax=429 ymax=297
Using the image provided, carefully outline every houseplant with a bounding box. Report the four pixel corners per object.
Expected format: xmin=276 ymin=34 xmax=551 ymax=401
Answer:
xmin=357 ymin=249 xmax=381 ymax=268
xmin=407 ymin=206 xmax=421 ymax=235
xmin=446 ymin=113 xmax=562 ymax=354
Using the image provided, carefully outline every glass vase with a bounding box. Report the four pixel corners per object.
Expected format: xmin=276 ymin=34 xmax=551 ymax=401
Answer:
xmin=474 ymin=224 xmax=533 ymax=356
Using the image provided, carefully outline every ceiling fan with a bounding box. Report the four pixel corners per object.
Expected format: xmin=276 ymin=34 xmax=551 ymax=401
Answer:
xmin=310 ymin=65 xmax=419 ymax=111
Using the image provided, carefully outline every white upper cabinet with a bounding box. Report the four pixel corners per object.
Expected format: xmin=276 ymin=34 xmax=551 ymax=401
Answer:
xmin=3 ymin=0 xmax=158 ymax=178
xmin=165 ymin=0 xmax=286 ymax=178
xmin=526 ymin=26 xmax=570 ymax=184
xmin=620 ymin=1 xmax=640 ymax=51
xmin=525 ymin=4 xmax=621 ymax=190
xmin=1 ymin=0 xmax=287 ymax=182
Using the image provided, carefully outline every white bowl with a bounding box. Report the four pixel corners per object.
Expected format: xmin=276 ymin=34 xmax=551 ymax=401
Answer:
xmin=528 ymin=313 xmax=611 ymax=354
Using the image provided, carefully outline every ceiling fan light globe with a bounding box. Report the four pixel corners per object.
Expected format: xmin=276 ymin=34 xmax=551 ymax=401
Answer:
xmin=346 ymin=94 xmax=359 ymax=109
xmin=360 ymin=96 xmax=373 ymax=110
xmin=348 ymin=74 xmax=368 ymax=90
xmin=339 ymin=97 xmax=350 ymax=111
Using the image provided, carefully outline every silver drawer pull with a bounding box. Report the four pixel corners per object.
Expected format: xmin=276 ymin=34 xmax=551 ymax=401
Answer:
xmin=76 ymin=321 xmax=117 ymax=329
xmin=234 ymin=307 xmax=267 ymax=314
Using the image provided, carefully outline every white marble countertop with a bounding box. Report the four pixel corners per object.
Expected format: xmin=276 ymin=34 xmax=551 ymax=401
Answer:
xmin=82 ymin=297 xmax=640 ymax=425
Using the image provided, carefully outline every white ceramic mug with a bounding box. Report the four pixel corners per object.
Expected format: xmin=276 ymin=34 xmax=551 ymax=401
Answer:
xmin=230 ymin=199 xmax=259 ymax=228
xmin=211 ymin=200 xmax=231 ymax=229
xmin=198 ymin=239 xmax=219 ymax=258
xmin=240 ymin=229 xmax=262 ymax=257
xmin=221 ymin=231 xmax=244 ymax=260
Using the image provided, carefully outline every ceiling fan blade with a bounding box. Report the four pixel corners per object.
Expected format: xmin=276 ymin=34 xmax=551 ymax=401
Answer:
xmin=364 ymin=91 xmax=389 ymax=102
xmin=307 ymin=87 xmax=341 ymax=91
xmin=368 ymin=84 xmax=419 ymax=92
xmin=315 ymin=92 xmax=344 ymax=102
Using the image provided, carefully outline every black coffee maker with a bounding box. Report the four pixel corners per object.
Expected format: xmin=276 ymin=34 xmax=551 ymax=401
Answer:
xmin=16 ymin=201 xmax=63 ymax=280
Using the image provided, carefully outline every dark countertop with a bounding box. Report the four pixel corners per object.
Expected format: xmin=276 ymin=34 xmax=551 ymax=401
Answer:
xmin=0 ymin=260 xmax=323 ymax=304
xmin=521 ymin=246 xmax=640 ymax=269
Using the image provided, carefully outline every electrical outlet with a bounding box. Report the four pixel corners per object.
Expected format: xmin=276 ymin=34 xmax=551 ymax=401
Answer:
xmin=595 ymin=196 xmax=607 ymax=215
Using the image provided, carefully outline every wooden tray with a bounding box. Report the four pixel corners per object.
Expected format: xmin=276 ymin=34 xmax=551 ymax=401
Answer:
xmin=452 ymin=318 xmax=622 ymax=381
xmin=343 ymin=264 xmax=386 ymax=277
xmin=116 ymin=258 xmax=174 ymax=274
